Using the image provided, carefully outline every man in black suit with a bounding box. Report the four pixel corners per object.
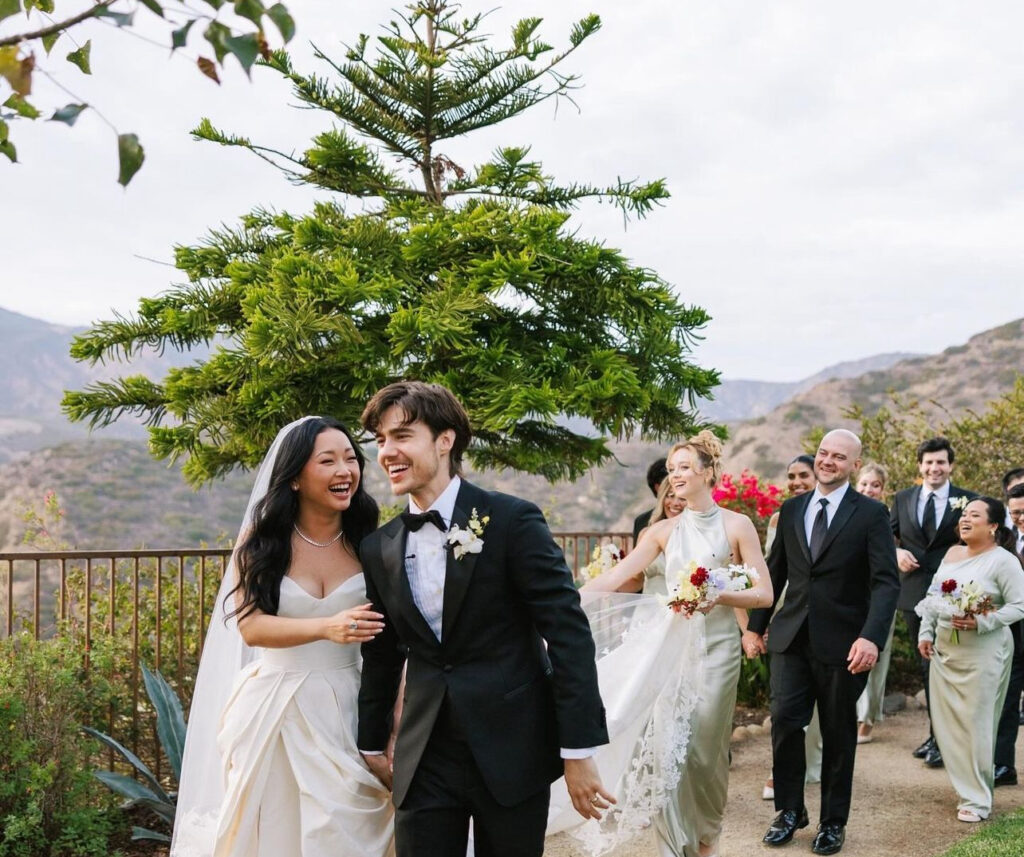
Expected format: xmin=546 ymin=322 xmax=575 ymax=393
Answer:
xmin=632 ymin=457 xmax=668 ymax=543
xmin=746 ymin=429 xmax=899 ymax=855
xmin=994 ymin=482 xmax=1024 ymax=787
xmin=356 ymin=381 xmax=611 ymax=857
xmin=891 ymin=436 xmax=975 ymax=768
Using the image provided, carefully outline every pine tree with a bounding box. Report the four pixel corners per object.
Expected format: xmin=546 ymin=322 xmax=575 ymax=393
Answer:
xmin=63 ymin=0 xmax=720 ymax=485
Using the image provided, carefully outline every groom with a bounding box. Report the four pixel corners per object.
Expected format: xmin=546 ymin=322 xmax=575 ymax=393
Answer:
xmin=356 ymin=381 xmax=612 ymax=857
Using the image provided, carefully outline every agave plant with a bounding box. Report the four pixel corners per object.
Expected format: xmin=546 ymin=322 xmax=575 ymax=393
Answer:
xmin=83 ymin=664 xmax=187 ymax=842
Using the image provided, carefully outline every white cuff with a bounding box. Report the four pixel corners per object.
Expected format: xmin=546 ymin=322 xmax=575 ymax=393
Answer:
xmin=560 ymin=746 xmax=597 ymax=759
xmin=361 ymin=750 xmax=385 ymax=755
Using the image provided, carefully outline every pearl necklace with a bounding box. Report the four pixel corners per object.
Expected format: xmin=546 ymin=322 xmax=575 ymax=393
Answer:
xmin=293 ymin=523 xmax=344 ymax=548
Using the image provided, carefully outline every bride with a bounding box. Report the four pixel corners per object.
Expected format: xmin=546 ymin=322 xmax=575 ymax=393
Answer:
xmin=171 ymin=416 xmax=395 ymax=857
xmin=578 ymin=431 xmax=773 ymax=857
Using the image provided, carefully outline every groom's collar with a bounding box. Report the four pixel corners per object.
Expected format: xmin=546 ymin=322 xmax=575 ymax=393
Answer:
xmin=409 ymin=476 xmax=462 ymax=527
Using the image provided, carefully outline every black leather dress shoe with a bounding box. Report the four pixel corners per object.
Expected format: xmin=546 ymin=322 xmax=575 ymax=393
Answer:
xmin=811 ymin=823 xmax=846 ymax=855
xmin=994 ymin=765 xmax=1018 ymax=786
xmin=924 ymin=746 xmax=944 ymax=768
xmin=762 ymin=807 xmax=809 ymax=846
xmin=912 ymin=736 xmax=935 ymax=759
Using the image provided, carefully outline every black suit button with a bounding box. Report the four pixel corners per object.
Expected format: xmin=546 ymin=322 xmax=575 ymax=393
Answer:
xmin=443 ymin=664 xmax=453 ymax=672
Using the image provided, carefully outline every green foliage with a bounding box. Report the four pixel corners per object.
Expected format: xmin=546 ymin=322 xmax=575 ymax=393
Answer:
xmin=736 ymin=652 xmax=769 ymax=708
xmin=64 ymin=0 xmax=720 ymax=485
xmin=86 ymin=666 xmax=187 ymax=842
xmin=843 ymin=375 xmax=1024 ymax=496
xmin=0 ymin=0 xmax=295 ymax=183
xmin=0 ymin=633 xmax=126 ymax=857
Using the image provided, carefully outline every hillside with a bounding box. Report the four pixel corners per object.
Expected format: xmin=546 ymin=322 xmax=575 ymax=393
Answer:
xmin=722 ymin=318 xmax=1024 ymax=478
xmin=0 ymin=435 xmax=661 ymax=550
xmin=697 ymin=352 xmax=919 ymax=421
xmin=0 ymin=307 xmax=211 ymax=460
xmin=0 ymin=307 xmax=1020 ymax=548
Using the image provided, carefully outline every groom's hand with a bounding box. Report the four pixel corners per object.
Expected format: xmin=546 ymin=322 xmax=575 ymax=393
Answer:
xmin=564 ymin=757 xmax=616 ymax=820
xmin=362 ymin=752 xmax=393 ymax=791
xmin=847 ymin=637 xmax=879 ymax=674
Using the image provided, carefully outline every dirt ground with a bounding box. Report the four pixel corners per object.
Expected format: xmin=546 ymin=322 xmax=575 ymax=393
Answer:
xmin=546 ymin=701 xmax=1024 ymax=857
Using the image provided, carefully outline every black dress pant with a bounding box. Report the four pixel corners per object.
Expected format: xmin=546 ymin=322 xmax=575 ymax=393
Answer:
xmin=903 ymin=608 xmax=933 ymax=735
xmin=995 ymin=622 xmax=1024 ymax=769
xmin=770 ymin=624 xmax=868 ymax=825
xmin=395 ymin=695 xmax=550 ymax=857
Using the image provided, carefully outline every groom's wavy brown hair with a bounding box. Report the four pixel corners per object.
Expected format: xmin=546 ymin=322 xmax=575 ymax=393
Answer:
xmin=361 ymin=381 xmax=472 ymax=478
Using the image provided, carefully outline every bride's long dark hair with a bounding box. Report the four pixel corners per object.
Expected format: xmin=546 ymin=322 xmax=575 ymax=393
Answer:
xmin=227 ymin=417 xmax=379 ymax=621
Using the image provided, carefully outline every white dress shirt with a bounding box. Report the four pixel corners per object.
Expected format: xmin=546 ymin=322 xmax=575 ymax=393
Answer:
xmin=803 ymin=481 xmax=850 ymax=545
xmin=405 ymin=476 xmax=462 ymax=641
xmin=916 ymin=480 xmax=950 ymax=532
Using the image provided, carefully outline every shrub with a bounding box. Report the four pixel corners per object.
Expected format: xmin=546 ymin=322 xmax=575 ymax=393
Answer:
xmin=0 ymin=633 xmax=126 ymax=857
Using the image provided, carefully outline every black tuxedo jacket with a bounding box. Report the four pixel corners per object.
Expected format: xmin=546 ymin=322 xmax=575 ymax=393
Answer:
xmin=748 ymin=489 xmax=900 ymax=664
xmin=356 ymin=480 xmax=607 ymax=807
xmin=890 ymin=483 xmax=976 ymax=611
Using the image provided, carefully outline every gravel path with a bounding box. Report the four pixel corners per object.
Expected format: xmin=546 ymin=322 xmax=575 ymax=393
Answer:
xmin=545 ymin=702 xmax=1024 ymax=857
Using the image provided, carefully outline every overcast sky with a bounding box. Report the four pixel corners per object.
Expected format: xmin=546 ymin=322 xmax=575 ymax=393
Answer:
xmin=3 ymin=0 xmax=1022 ymax=381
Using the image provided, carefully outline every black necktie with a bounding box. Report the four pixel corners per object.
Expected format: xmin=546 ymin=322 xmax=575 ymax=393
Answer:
xmin=922 ymin=492 xmax=937 ymax=542
xmin=809 ymin=498 xmax=829 ymax=562
xmin=401 ymin=509 xmax=447 ymax=532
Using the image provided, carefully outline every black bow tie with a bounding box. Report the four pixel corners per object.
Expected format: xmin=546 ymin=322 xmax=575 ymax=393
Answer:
xmin=401 ymin=509 xmax=447 ymax=532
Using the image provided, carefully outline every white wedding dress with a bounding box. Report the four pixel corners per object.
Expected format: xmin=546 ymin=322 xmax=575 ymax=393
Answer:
xmin=172 ymin=573 xmax=394 ymax=857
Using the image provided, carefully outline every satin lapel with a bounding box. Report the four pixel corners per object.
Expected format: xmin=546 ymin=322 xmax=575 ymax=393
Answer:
xmin=380 ymin=521 xmax=438 ymax=647
xmin=794 ymin=493 xmax=813 ymax=566
xmin=817 ymin=489 xmax=858 ymax=561
xmin=441 ymin=483 xmax=487 ymax=642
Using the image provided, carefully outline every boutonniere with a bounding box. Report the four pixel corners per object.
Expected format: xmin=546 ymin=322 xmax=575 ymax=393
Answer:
xmin=949 ymin=496 xmax=968 ymax=512
xmin=447 ymin=508 xmax=489 ymax=560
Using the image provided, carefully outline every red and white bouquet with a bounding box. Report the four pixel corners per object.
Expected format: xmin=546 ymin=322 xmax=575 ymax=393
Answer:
xmin=665 ymin=561 xmax=759 ymax=615
xmin=916 ymin=577 xmax=994 ymax=644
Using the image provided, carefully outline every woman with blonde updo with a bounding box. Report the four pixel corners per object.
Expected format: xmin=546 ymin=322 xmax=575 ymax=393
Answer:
xmin=585 ymin=430 xmax=774 ymax=857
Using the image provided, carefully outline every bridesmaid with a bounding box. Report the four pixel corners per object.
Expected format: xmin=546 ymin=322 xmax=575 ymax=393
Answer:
xmin=917 ymin=497 xmax=1024 ymax=822
xmin=584 ymin=432 xmax=773 ymax=857
xmin=855 ymin=463 xmax=893 ymax=743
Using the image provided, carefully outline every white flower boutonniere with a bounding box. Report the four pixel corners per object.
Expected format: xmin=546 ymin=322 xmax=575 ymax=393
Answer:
xmin=949 ymin=495 xmax=968 ymax=512
xmin=447 ymin=508 xmax=489 ymax=560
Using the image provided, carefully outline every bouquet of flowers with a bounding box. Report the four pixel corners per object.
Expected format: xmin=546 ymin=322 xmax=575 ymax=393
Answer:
xmin=916 ymin=578 xmax=994 ymax=644
xmin=665 ymin=561 xmax=760 ymax=615
xmin=579 ymin=542 xmax=626 ymax=582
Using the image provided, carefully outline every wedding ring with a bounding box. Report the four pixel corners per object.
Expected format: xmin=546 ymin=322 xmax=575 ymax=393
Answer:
xmin=349 ymin=620 xmax=359 ymax=630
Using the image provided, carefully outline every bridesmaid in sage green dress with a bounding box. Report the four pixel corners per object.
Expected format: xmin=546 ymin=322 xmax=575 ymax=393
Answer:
xmin=917 ymin=497 xmax=1024 ymax=823
xmin=585 ymin=431 xmax=774 ymax=857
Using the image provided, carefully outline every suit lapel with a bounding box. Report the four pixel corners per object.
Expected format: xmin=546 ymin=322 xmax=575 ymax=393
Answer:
xmin=441 ymin=482 xmax=487 ymax=641
xmin=380 ymin=521 xmax=438 ymax=646
xmin=906 ymin=485 xmax=926 ymax=542
xmin=816 ymin=488 xmax=858 ymax=561
xmin=935 ymin=485 xmax=963 ymax=537
xmin=794 ymin=493 xmax=813 ymax=565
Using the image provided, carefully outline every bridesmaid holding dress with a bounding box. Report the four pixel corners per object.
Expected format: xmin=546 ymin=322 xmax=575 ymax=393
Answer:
xmin=917 ymin=497 xmax=1024 ymax=823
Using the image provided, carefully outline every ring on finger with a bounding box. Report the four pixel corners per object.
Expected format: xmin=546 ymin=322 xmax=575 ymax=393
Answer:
xmin=349 ymin=620 xmax=358 ymax=630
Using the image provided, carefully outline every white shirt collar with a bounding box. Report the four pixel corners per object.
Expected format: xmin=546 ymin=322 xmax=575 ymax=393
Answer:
xmin=922 ymin=481 xmax=950 ymax=501
xmin=811 ymin=480 xmax=850 ymax=508
xmin=409 ymin=475 xmax=462 ymax=525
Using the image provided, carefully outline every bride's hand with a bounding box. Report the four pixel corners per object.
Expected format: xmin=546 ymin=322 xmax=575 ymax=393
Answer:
xmin=696 ymin=594 xmax=719 ymax=615
xmin=321 ymin=603 xmax=385 ymax=644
